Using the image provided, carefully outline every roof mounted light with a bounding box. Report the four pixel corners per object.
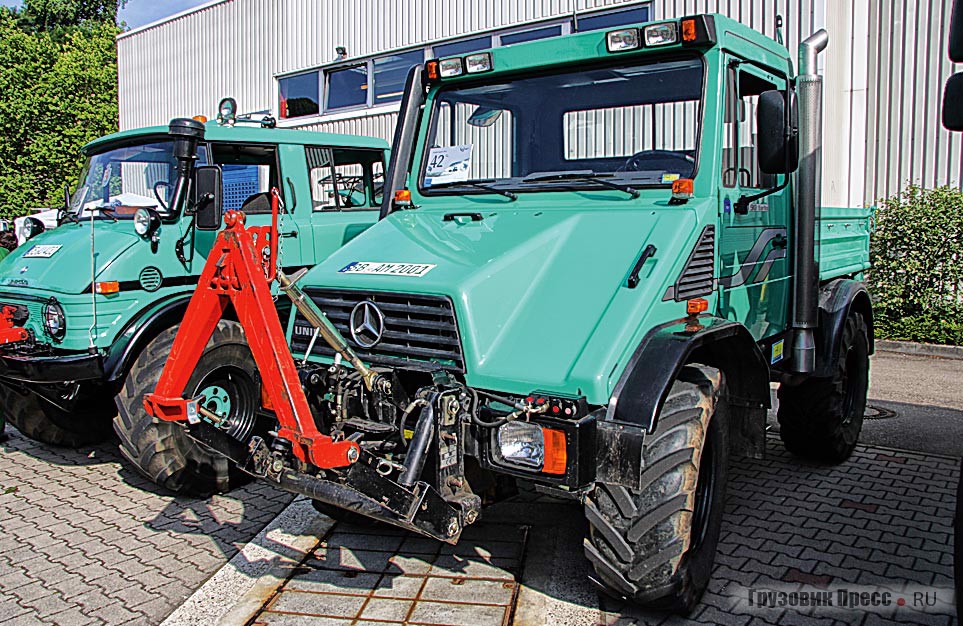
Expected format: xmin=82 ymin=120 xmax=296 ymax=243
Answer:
xmin=217 ymin=97 xmax=237 ymax=126
xmin=606 ymin=28 xmax=641 ymax=53
xmin=680 ymin=15 xmax=717 ymax=47
xmin=464 ymin=52 xmax=493 ymax=74
xmin=439 ymin=57 xmax=464 ymax=78
xmin=644 ymin=22 xmax=679 ymax=47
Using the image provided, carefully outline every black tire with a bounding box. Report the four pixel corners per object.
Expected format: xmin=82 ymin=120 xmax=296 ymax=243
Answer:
xmin=777 ymin=312 xmax=869 ymax=463
xmin=584 ymin=365 xmax=728 ymax=614
xmin=954 ymin=462 xmax=961 ymax=622
xmin=0 ymin=381 xmax=114 ymax=447
xmin=113 ymin=321 xmax=258 ymax=496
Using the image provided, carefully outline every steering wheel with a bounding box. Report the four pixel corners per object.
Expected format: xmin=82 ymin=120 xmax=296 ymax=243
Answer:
xmin=620 ymin=150 xmax=695 ymax=176
xmin=153 ymin=181 xmax=170 ymax=209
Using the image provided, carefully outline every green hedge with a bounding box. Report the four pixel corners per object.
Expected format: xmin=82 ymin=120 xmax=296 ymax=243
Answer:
xmin=869 ymin=184 xmax=963 ymax=345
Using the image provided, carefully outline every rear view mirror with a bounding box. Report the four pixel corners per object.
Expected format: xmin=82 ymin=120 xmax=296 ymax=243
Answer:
xmin=943 ymin=73 xmax=963 ymax=131
xmin=757 ymin=90 xmax=799 ymax=174
xmin=194 ymin=166 xmax=222 ymax=231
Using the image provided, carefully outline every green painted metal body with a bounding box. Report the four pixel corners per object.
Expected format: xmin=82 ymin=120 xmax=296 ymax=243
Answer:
xmin=0 ymin=122 xmax=387 ymax=372
xmin=286 ymin=15 xmax=871 ymax=407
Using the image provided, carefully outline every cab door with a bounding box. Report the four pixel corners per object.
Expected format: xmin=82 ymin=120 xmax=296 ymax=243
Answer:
xmin=717 ymin=61 xmax=792 ymax=352
xmin=305 ymin=146 xmax=383 ymax=263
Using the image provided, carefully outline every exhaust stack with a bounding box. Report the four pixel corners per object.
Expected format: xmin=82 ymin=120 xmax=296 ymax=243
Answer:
xmin=791 ymin=30 xmax=829 ymax=374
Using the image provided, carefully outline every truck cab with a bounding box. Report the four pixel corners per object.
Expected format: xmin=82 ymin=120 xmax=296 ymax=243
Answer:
xmin=0 ymin=115 xmax=388 ymax=453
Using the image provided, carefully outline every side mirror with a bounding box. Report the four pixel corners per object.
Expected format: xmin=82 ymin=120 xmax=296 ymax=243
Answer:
xmin=757 ymin=90 xmax=799 ymax=175
xmin=194 ymin=166 xmax=223 ymax=231
xmin=943 ymin=73 xmax=963 ymax=131
xmin=950 ymin=0 xmax=963 ymax=62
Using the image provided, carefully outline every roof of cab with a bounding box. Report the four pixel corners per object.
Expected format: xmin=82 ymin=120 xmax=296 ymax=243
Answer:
xmin=443 ymin=13 xmax=794 ymax=81
xmin=83 ymin=121 xmax=389 ymax=155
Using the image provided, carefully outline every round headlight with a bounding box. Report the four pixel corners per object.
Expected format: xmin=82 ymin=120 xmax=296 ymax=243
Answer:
xmin=42 ymin=300 xmax=66 ymax=341
xmin=19 ymin=217 xmax=45 ymax=242
xmin=133 ymin=208 xmax=159 ymax=238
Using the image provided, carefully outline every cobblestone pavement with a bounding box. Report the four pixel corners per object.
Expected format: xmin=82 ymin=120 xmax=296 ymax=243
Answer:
xmin=0 ymin=429 xmax=294 ymax=626
xmin=250 ymin=438 xmax=959 ymax=626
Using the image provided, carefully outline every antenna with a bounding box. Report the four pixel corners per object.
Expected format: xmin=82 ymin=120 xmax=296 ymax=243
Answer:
xmin=775 ymin=15 xmax=785 ymax=46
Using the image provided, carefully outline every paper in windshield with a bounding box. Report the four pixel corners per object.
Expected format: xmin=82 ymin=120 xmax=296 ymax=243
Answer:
xmin=425 ymin=145 xmax=472 ymax=186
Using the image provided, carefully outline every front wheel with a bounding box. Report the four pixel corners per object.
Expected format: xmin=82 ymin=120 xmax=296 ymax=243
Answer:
xmin=584 ymin=365 xmax=728 ymax=614
xmin=777 ymin=311 xmax=869 ymax=463
xmin=0 ymin=381 xmax=114 ymax=447
xmin=113 ymin=321 xmax=258 ymax=496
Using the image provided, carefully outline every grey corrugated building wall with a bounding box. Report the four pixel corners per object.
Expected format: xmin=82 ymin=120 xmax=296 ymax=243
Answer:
xmin=116 ymin=0 xmax=960 ymax=206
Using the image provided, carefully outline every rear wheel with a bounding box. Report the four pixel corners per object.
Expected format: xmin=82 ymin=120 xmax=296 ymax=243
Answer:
xmin=0 ymin=381 xmax=114 ymax=447
xmin=778 ymin=311 xmax=869 ymax=463
xmin=113 ymin=321 xmax=258 ymax=496
xmin=584 ymin=365 xmax=728 ymax=614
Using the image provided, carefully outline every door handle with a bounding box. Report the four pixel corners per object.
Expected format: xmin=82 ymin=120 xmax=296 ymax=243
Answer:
xmin=772 ymin=234 xmax=787 ymax=249
xmin=281 ymin=231 xmax=298 ymax=238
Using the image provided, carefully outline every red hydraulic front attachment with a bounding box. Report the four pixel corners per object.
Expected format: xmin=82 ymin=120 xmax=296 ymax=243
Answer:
xmin=0 ymin=306 xmax=29 ymax=347
xmin=143 ymin=189 xmax=359 ymax=469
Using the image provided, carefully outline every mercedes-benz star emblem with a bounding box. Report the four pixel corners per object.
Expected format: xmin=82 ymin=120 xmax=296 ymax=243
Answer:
xmin=349 ymin=301 xmax=385 ymax=348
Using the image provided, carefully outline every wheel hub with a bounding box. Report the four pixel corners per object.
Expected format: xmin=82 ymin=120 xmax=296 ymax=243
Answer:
xmin=194 ymin=367 xmax=257 ymax=442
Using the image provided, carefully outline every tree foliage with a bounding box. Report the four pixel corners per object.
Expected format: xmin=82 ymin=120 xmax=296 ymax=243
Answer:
xmin=18 ymin=0 xmax=125 ymax=33
xmin=869 ymin=184 xmax=963 ymax=345
xmin=0 ymin=7 xmax=119 ymax=219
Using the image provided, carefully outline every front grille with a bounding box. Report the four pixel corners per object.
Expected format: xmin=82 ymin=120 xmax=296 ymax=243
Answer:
xmin=290 ymin=289 xmax=465 ymax=373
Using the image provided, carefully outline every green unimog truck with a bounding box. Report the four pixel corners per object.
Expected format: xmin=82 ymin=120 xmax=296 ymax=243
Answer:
xmin=134 ymin=15 xmax=874 ymax=612
xmin=0 ymin=109 xmax=388 ymax=492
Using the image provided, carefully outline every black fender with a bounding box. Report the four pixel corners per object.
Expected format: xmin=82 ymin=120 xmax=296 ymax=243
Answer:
xmin=102 ymin=295 xmax=193 ymax=384
xmin=814 ymin=279 xmax=874 ymax=378
xmin=597 ymin=316 xmax=771 ymax=488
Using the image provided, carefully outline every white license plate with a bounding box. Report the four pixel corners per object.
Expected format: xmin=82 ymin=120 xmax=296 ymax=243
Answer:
xmin=22 ymin=245 xmax=62 ymax=258
xmin=338 ymin=261 xmax=436 ymax=277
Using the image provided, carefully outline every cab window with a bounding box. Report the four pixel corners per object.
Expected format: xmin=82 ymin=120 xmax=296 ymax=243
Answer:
xmin=209 ymin=144 xmax=279 ymax=214
xmin=308 ymin=147 xmax=384 ymax=210
xmin=723 ymin=70 xmax=779 ymax=190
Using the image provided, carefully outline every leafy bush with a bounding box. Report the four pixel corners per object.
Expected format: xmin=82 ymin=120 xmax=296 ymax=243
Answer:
xmin=869 ymin=184 xmax=963 ymax=345
xmin=0 ymin=9 xmax=119 ymax=220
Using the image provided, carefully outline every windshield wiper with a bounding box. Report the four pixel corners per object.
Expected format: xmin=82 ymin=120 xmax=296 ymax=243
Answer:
xmin=521 ymin=170 xmax=640 ymax=198
xmin=89 ymin=205 xmax=119 ymax=222
xmin=429 ymin=179 xmax=517 ymax=201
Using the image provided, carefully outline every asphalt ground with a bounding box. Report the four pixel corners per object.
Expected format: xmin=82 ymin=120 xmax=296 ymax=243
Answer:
xmin=0 ymin=348 xmax=959 ymax=625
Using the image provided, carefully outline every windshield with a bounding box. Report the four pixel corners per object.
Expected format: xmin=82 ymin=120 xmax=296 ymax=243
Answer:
xmin=71 ymin=140 xmax=205 ymax=219
xmin=419 ymin=57 xmax=704 ymax=195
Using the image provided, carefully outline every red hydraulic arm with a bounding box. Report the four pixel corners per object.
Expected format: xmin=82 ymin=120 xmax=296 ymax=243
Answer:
xmin=0 ymin=306 xmax=29 ymax=347
xmin=143 ymin=190 xmax=359 ymax=469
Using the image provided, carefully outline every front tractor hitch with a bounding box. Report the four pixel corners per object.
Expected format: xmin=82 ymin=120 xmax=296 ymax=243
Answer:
xmin=0 ymin=306 xmax=30 ymax=348
xmin=142 ymin=190 xmax=360 ymax=470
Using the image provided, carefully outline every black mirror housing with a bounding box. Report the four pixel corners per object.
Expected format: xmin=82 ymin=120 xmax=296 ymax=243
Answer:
xmin=757 ymin=90 xmax=799 ymax=175
xmin=943 ymin=73 xmax=963 ymax=131
xmin=194 ymin=166 xmax=223 ymax=231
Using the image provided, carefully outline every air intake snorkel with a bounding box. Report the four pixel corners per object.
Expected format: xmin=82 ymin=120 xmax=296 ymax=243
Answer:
xmin=791 ymin=30 xmax=829 ymax=373
xmin=167 ymin=118 xmax=206 ymax=217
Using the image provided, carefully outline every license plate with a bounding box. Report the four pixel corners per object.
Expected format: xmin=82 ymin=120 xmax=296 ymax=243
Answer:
xmin=338 ymin=261 xmax=436 ymax=277
xmin=22 ymin=245 xmax=62 ymax=259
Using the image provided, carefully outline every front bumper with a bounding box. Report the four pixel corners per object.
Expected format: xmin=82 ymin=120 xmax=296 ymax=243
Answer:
xmin=0 ymin=350 xmax=104 ymax=384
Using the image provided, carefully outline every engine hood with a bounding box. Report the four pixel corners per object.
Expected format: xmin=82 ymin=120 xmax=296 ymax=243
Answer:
xmin=0 ymin=222 xmax=139 ymax=295
xmin=299 ymin=204 xmax=701 ymax=402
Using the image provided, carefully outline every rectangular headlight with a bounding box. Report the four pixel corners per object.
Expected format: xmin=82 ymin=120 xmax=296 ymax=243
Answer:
xmin=464 ymin=52 xmax=493 ymax=74
xmin=644 ymin=22 xmax=679 ymax=46
xmin=495 ymin=420 xmax=566 ymax=475
xmin=606 ymin=28 xmax=641 ymax=53
xmin=439 ymin=57 xmax=464 ymax=78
